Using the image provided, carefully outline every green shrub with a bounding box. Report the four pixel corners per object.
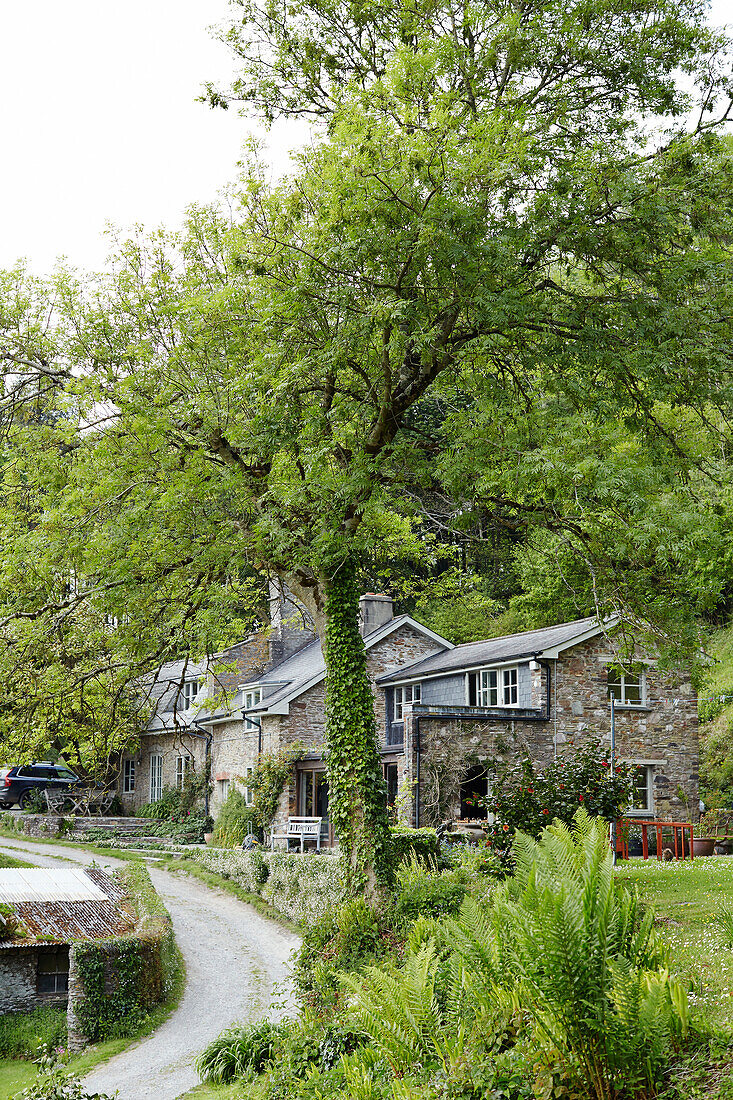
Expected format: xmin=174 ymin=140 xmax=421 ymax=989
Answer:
xmin=139 ymin=785 xmax=182 ymax=820
xmin=394 ymin=859 xmax=467 ymax=921
xmin=19 ymin=1044 xmax=116 ymax=1100
xmin=213 ymin=788 xmax=259 ymax=846
xmin=389 ymin=825 xmax=440 ymax=868
xmin=197 ymin=1019 xmax=280 ymax=1083
xmin=0 ymin=1007 xmax=66 ymax=1059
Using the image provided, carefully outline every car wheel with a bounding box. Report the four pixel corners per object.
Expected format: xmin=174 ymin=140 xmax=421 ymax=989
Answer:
xmin=18 ymin=790 xmax=34 ymax=809
xmin=0 ymin=801 xmax=11 ymax=810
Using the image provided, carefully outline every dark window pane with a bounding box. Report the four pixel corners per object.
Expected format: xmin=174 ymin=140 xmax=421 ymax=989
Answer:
xmin=625 ymin=676 xmax=642 ymax=705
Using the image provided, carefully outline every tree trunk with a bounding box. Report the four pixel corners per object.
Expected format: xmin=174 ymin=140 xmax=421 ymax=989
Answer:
xmin=317 ymin=558 xmax=393 ymax=899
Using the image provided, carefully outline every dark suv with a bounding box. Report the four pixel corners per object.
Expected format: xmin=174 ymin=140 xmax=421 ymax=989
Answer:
xmin=0 ymin=763 xmax=80 ymax=809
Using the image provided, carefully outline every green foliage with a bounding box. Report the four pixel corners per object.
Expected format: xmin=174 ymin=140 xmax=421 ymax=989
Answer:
xmin=394 ymin=858 xmax=467 ymax=922
xmin=713 ymin=905 xmax=733 ymax=948
xmin=482 ymin=739 xmax=634 ymax=851
xmin=0 ymin=1009 xmax=66 ymax=1060
xmin=246 ymin=741 xmax=305 ymax=829
xmin=72 ymin=863 xmax=176 ymax=1044
xmin=139 ymin=786 xmax=182 ymax=820
xmin=19 ymin=1044 xmax=115 ymax=1100
xmin=388 ymin=826 xmax=440 ymax=870
xmin=324 ymin=561 xmax=392 ymax=897
xmin=196 ymin=1019 xmax=280 ymax=1083
xmin=212 ymin=787 xmax=259 ymax=847
xmin=0 ymin=902 xmax=22 ymax=941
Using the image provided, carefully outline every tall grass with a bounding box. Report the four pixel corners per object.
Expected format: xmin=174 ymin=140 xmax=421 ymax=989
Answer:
xmin=0 ymin=1007 xmax=67 ymax=1059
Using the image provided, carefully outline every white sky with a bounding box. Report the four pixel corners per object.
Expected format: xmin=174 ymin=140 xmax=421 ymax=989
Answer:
xmin=0 ymin=0 xmax=731 ymax=276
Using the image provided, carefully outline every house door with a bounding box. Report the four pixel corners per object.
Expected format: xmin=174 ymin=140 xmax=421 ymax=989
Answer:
xmin=297 ymin=767 xmax=331 ymax=844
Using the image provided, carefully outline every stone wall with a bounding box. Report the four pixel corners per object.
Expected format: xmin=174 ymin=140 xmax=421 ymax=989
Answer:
xmin=404 ymin=635 xmax=698 ymax=826
xmin=0 ymin=947 xmax=58 ymax=1014
xmin=120 ymin=731 xmax=207 ymax=813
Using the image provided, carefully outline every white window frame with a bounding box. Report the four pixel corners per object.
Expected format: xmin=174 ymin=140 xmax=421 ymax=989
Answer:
xmin=180 ymin=679 xmax=202 ymax=709
xmin=478 ymin=670 xmax=498 ymax=707
xmin=149 ymin=754 xmax=163 ymax=802
xmin=123 ymin=759 xmax=135 ymax=794
xmin=243 ymin=766 xmax=254 ymax=806
xmin=218 ymin=778 xmax=230 ymax=802
xmin=394 ymin=683 xmax=421 ymax=722
xmin=243 ymin=687 xmax=262 ymax=731
xmin=629 ymin=764 xmax=654 ymax=815
xmin=175 ymin=754 xmax=192 ymax=790
xmin=607 ymin=667 xmax=645 ymax=707
xmin=502 ymin=667 xmax=518 ymax=706
xmin=474 ymin=665 xmax=520 ymax=707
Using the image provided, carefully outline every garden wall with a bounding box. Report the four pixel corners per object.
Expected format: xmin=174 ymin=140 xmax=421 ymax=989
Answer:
xmin=188 ymin=847 xmax=342 ymax=925
xmin=66 ymin=863 xmax=176 ymax=1050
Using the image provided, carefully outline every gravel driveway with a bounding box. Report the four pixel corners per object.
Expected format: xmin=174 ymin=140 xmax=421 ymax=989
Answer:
xmin=0 ymin=837 xmax=300 ymax=1100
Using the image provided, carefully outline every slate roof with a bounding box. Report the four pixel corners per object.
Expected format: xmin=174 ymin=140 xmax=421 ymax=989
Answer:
xmin=377 ymin=616 xmax=604 ymax=685
xmin=201 ymin=614 xmax=452 ymax=722
xmin=0 ymin=868 xmax=134 ymax=948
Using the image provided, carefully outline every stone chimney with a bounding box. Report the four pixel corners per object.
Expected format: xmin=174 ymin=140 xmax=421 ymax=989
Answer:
xmin=359 ymin=593 xmax=394 ymax=637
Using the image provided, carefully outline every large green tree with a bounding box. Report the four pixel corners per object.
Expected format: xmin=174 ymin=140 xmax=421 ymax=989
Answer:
xmin=2 ymin=0 xmax=733 ymax=891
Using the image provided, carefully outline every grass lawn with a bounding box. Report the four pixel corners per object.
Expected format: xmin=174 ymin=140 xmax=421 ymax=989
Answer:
xmin=618 ymin=855 xmax=733 ymax=1033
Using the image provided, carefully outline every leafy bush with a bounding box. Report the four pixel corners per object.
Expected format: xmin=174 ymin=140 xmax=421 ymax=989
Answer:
xmin=20 ymin=1045 xmax=116 ymax=1100
xmin=197 ymin=1019 xmax=280 ymax=1083
xmin=389 ymin=825 xmax=440 ymax=868
xmin=0 ymin=1007 xmax=66 ymax=1059
xmin=213 ymin=787 xmax=259 ymax=846
xmin=394 ymin=858 xmax=467 ymax=921
xmin=481 ymin=739 xmax=634 ymax=849
xmin=246 ymin=741 xmax=306 ymax=828
xmin=139 ymin=786 xmax=182 ymax=820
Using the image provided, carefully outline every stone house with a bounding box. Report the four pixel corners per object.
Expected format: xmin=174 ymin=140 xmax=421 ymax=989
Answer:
xmin=0 ymin=868 xmax=133 ymax=1015
xmin=120 ymin=603 xmax=698 ymax=836
xmin=378 ymin=616 xmax=699 ymax=828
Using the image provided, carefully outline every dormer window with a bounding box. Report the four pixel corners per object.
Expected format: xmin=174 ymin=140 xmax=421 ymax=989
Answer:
xmin=244 ymin=687 xmax=262 ymax=730
xmin=607 ymin=667 xmax=644 ymax=707
xmin=180 ymin=679 xmax=202 ymax=709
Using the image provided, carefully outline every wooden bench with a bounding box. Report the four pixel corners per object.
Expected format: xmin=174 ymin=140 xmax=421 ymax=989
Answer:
xmin=270 ymin=816 xmax=324 ymax=853
xmin=44 ymin=788 xmax=115 ymax=816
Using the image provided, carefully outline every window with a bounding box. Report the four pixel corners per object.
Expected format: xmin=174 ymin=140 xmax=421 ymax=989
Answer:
xmin=471 ymin=667 xmax=519 ymax=707
xmin=149 ymin=754 xmax=163 ymax=802
xmin=298 ymin=768 xmax=329 ymax=822
xmin=243 ymin=766 xmax=254 ymax=805
xmin=394 ymin=683 xmax=421 ymax=722
xmin=37 ymin=948 xmax=69 ymax=995
xmin=460 ymin=765 xmax=490 ymax=820
xmin=175 ymin=755 xmax=192 ymax=790
xmin=180 ymin=679 xmax=202 ymax=709
xmin=243 ymin=687 xmax=262 ymax=731
xmin=607 ymin=667 xmax=644 ymax=706
xmin=630 ymin=765 xmax=654 ymax=814
xmin=384 ymin=763 xmax=399 ymax=808
xmin=478 ymin=670 xmax=498 ymax=707
xmin=502 ymin=668 xmax=518 ymax=705
xmin=218 ymin=778 xmax=230 ymax=801
xmin=123 ymin=759 xmax=135 ymax=794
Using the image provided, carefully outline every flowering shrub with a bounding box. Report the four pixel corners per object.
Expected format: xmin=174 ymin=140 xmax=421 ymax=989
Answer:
xmin=479 ymin=739 xmax=633 ymax=849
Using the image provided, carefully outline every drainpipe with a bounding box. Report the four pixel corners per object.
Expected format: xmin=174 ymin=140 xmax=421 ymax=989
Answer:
xmin=415 ymin=717 xmax=421 ymax=829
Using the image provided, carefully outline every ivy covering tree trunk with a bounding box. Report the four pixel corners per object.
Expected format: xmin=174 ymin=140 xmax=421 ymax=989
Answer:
xmin=323 ymin=560 xmax=392 ymax=898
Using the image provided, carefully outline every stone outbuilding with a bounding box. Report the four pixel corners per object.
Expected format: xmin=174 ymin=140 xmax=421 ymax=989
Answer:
xmin=0 ymin=868 xmax=134 ymax=1015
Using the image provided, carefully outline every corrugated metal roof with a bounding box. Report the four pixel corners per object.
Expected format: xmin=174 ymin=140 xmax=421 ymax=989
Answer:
xmin=0 ymin=869 xmax=107 ymax=903
xmin=0 ymin=868 xmax=134 ymax=948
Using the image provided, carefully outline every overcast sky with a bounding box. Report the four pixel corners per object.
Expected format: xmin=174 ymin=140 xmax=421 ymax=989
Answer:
xmin=1 ymin=0 xmax=730 ymax=276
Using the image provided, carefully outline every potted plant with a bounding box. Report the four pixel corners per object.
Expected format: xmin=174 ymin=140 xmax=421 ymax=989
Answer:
xmin=694 ymin=811 xmax=722 ymax=856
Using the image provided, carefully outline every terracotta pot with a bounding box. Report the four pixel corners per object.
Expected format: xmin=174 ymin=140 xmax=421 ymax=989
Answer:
xmin=692 ymin=837 xmax=716 ymax=856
